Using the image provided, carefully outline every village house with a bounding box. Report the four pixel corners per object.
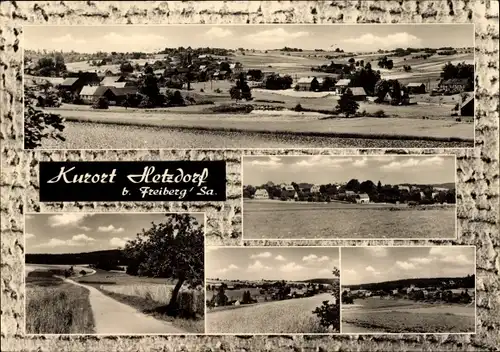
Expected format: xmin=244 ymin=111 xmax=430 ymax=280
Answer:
xmin=440 ymin=78 xmax=470 ymax=92
xmin=406 ymin=82 xmax=426 ymax=94
xmin=346 ymin=87 xmax=367 ymax=101
xmin=58 ymin=77 xmax=85 ymax=94
xmin=345 ymin=190 xmax=356 ymax=197
xmin=460 ymin=95 xmax=474 ymax=117
xmin=397 ymin=185 xmax=411 ymax=192
xmin=432 ymin=192 xmax=439 ymax=199
xmin=392 ymin=289 xmax=399 ymax=295
xmin=334 ymin=79 xmax=351 ymax=94
xmin=355 ymin=193 xmax=370 ymax=204
xmin=406 ymin=284 xmax=416 ymax=294
xmin=281 ymin=185 xmax=298 ymax=200
xmin=253 ymin=188 xmax=269 ymax=199
xmin=411 ymin=186 xmax=421 ymax=192
xmin=419 ymin=191 xmax=426 ymax=200
xmin=100 ymin=76 xmax=127 ymax=86
xmin=79 ymin=85 xmax=122 ymax=105
xmin=433 ymin=187 xmax=450 ymax=192
xmin=295 ymin=76 xmax=324 ymax=91
xmin=310 ymin=185 xmax=321 ymax=194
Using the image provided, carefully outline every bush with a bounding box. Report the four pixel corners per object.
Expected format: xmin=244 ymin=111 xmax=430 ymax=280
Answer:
xmin=294 ymin=103 xmax=303 ymax=112
xmin=214 ymin=88 xmax=222 ymax=94
xmin=92 ymin=97 xmax=109 ymax=109
xmin=79 ymin=270 xmax=87 ymax=275
xmin=312 ymin=300 xmax=340 ymax=330
xmin=373 ymin=109 xmax=387 ymax=118
xmin=200 ymin=88 xmax=204 ymax=93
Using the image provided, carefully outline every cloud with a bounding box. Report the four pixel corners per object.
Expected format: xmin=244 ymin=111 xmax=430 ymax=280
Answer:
xmin=343 ymin=32 xmax=422 ymax=50
xmin=352 ymin=158 xmax=368 ymax=167
xmin=380 ymin=156 xmax=444 ymax=171
xmin=317 ymin=256 xmax=330 ymax=262
xmin=25 ymin=233 xmax=35 ymax=239
xmin=244 ymin=28 xmax=308 ymax=45
xmin=205 ymin=27 xmax=233 ymax=39
xmin=365 ymin=266 xmax=376 ymax=272
xmin=440 ymin=254 xmax=473 ymax=265
xmin=344 ymin=269 xmax=357 ymax=276
xmin=409 ymin=257 xmax=433 ymax=264
xmin=248 ymin=156 xmax=283 ymax=168
xmin=396 ymin=261 xmax=416 ymax=270
xmin=366 ymin=247 xmax=388 ymax=257
xmin=275 ymin=255 xmax=286 ymax=261
xmin=52 ymin=34 xmax=86 ymax=45
xmin=318 ymin=268 xmax=332 ymax=276
xmin=293 ymin=156 xmax=353 ymax=168
xmin=280 ymin=262 xmax=304 ymax=272
xmin=109 ymin=237 xmax=132 ymax=248
xmin=302 ymin=254 xmax=318 ymax=262
xmin=97 ymin=225 xmax=125 ymax=233
xmin=247 ymin=260 xmax=271 ymax=272
xmin=250 ymin=251 xmax=272 ymax=259
xmin=78 ymin=226 xmax=91 ymax=231
xmin=218 ymin=264 xmax=239 ymax=273
xmin=47 ymin=213 xmax=93 ymax=227
xmin=35 ymin=234 xmax=95 ymax=248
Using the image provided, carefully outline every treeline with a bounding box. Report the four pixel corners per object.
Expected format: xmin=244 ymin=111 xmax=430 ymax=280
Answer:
xmin=26 ymin=250 xmax=127 ymax=267
xmin=158 ymin=47 xmax=233 ymax=56
xmin=345 ymin=275 xmax=475 ymax=291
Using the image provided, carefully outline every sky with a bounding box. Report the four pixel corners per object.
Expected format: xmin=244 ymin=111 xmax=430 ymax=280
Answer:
xmin=25 ymin=213 xmax=204 ymax=254
xmin=206 ymin=247 xmax=340 ymax=281
xmin=243 ymin=155 xmax=455 ymax=186
xmin=341 ymin=246 xmax=475 ymax=286
xmin=23 ymin=24 xmax=474 ymax=53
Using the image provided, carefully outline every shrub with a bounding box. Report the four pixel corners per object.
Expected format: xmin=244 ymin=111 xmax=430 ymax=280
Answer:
xmin=373 ymin=109 xmax=387 ymax=118
xmin=200 ymin=88 xmax=204 ymax=93
xmin=312 ymin=300 xmax=340 ymax=330
xmin=214 ymin=88 xmax=222 ymax=94
xmin=79 ymin=270 xmax=87 ymax=275
xmin=294 ymin=103 xmax=303 ymax=112
xmin=92 ymin=97 xmax=109 ymax=109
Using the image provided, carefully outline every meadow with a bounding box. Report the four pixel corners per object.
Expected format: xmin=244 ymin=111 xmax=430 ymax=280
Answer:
xmin=25 ymin=270 xmax=94 ymax=334
xmin=342 ymin=297 xmax=475 ymax=333
xmin=243 ymin=200 xmax=456 ymax=239
xmin=206 ymin=292 xmax=338 ymax=333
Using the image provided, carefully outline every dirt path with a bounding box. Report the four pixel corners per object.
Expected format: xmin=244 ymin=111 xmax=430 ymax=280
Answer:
xmin=66 ymin=279 xmax=187 ymax=334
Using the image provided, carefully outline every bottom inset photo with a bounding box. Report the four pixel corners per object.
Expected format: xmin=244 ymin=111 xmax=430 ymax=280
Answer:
xmin=341 ymin=246 xmax=475 ymax=334
xmin=205 ymin=246 xmax=340 ymax=334
xmin=25 ymin=212 xmax=205 ymax=335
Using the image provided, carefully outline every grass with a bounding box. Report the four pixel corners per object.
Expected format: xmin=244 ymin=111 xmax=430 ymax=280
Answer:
xmin=206 ymin=293 xmax=338 ymax=333
xmin=26 ymin=272 xmax=94 ymax=334
xmin=97 ymin=289 xmax=204 ymax=333
xmin=342 ymin=311 xmax=475 ymax=333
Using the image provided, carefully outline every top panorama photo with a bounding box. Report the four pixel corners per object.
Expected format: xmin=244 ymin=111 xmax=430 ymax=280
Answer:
xmin=23 ymin=24 xmax=474 ymax=150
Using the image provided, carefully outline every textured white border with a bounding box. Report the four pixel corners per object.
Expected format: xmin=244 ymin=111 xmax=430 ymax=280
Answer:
xmin=339 ymin=245 xmax=477 ymax=335
xmin=23 ymin=211 xmax=207 ymax=336
xmin=241 ymin=154 xmax=458 ymax=241
xmin=20 ymin=23 xmax=476 ymax=151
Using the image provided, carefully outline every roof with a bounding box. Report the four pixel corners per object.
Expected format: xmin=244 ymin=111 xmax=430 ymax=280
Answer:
xmin=283 ymin=185 xmax=295 ymax=191
xmin=106 ymin=82 xmax=127 ymax=88
xmin=100 ymin=76 xmax=122 ymax=85
xmin=335 ymin=79 xmax=351 ymax=86
xmin=348 ymin=87 xmax=367 ymax=96
xmin=153 ymin=69 xmax=164 ymax=75
xmin=358 ymin=193 xmax=370 ymax=198
xmin=80 ymin=85 xmax=100 ymax=96
xmin=297 ymin=76 xmax=324 ymax=84
xmin=407 ymin=82 xmax=424 ymax=87
xmin=80 ymin=85 xmax=119 ymax=97
xmin=44 ymin=77 xmax=65 ymax=86
xmin=441 ymin=78 xmax=469 ymax=85
xmin=461 ymin=95 xmax=474 ymax=108
xmin=60 ymin=77 xmax=79 ymax=86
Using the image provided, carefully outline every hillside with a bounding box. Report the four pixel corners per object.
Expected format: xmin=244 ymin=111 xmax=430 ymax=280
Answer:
xmin=26 ymin=249 xmax=128 ymax=266
xmin=344 ymin=275 xmax=475 ymax=291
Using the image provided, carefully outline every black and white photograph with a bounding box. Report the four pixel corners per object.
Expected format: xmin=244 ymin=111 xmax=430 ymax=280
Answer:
xmin=243 ymin=155 xmax=456 ymax=240
xmin=24 ymin=24 xmax=474 ymax=150
xmin=24 ymin=213 xmax=205 ymax=334
xmin=341 ymin=246 xmax=475 ymax=333
xmin=205 ymin=247 xmax=340 ymax=333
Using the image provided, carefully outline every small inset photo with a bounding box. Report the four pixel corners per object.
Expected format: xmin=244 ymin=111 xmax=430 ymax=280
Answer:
xmin=341 ymin=246 xmax=475 ymax=334
xmin=206 ymin=247 xmax=340 ymax=334
xmin=25 ymin=213 xmax=205 ymax=335
xmin=243 ymin=154 xmax=456 ymax=239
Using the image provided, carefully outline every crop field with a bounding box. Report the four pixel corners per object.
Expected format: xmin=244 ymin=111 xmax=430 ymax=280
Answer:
xmin=100 ymin=283 xmax=204 ymax=317
xmin=342 ymin=297 xmax=475 ymax=333
xmin=206 ymin=293 xmax=338 ymax=333
xmin=75 ymin=268 xmax=176 ymax=286
xmin=243 ymin=200 xmax=456 ymax=239
xmin=25 ymin=270 xmax=94 ymax=334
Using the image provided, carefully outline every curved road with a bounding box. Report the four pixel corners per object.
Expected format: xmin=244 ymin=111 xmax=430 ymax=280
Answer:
xmin=66 ymin=279 xmax=187 ymax=334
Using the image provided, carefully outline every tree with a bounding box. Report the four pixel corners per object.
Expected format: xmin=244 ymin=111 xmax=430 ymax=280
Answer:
xmin=312 ymin=267 xmax=340 ymax=331
xmin=92 ymin=97 xmax=109 ymax=109
xmin=139 ymin=73 xmax=161 ymax=106
xmin=24 ymin=86 xmax=65 ymax=149
xmin=386 ymin=60 xmax=394 ymax=70
xmin=230 ymin=86 xmax=242 ymax=102
xmin=310 ymin=77 xmax=320 ymax=92
xmin=336 ymin=90 xmax=359 ymax=118
xmin=237 ymin=73 xmax=252 ymax=101
xmin=124 ymin=214 xmax=204 ymax=315
xmin=345 ymin=179 xmax=361 ymax=192
xmin=120 ymin=62 xmax=134 ymax=74
xmin=348 ymin=58 xmax=355 ymax=64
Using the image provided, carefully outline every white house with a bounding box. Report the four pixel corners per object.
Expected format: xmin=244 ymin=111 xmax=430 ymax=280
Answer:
xmin=355 ymin=193 xmax=370 ymax=204
xmin=334 ymin=79 xmax=351 ymax=94
xmin=397 ymin=185 xmax=411 ymax=192
xmin=310 ymin=185 xmax=322 ymax=193
xmin=254 ymin=188 xmax=269 ymax=199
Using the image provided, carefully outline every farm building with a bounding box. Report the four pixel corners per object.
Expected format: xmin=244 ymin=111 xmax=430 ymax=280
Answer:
xmin=281 ymin=185 xmax=298 ymax=200
xmin=334 ymin=79 xmax=351 ymax=94
xmin=460 ymin=95 xmax=474 ymax=116
xmin=100 ymin=76 xmax=127 ymax=86
xmin=310 ymin=185 xmax=321 ymax=193
xmin=295 ymin=76 xmax=324 ymax=91
xmin=355 ymin=193 xmax=370 ymax=204
xmin=253 ymin=189 xmax=269 ymax=199
xmin=406 ymin=82 xmax=426 ymax=94
xmin=397 ymin=185 xmax=411 ymax=192
xmin=346 ymin=87 xmax=367 ymax=101
xmin=345 ymin=190 xmax=356 ymax=197
xmin=59 ymin=77 xmax=85 ymax=94
xmin=440 ymin=78 xmax=470 ymax=92
xmin=80 ymin=85 xmax=122 ymax=105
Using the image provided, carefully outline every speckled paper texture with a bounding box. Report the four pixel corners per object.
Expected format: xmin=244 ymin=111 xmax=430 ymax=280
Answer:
xmin=1 ymin=1 xmax=499 ymax=351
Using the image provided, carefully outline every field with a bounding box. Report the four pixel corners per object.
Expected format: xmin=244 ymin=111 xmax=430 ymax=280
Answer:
xmin=25 ymin=270 xmax=94 ymax=334
xmin=342 ymin=297 xmax=475 ymax=333
xmin=206 ymin=292 xmax=338 ymax=333
xmin=243 ymin=200 xmax=455 ymax=239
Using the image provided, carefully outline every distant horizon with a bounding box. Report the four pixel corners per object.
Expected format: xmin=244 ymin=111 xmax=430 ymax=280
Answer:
xmin=342 ymin=274 xmax=475 ymax=287
xmin=23 ymin=24 xmax=474 ymax=53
